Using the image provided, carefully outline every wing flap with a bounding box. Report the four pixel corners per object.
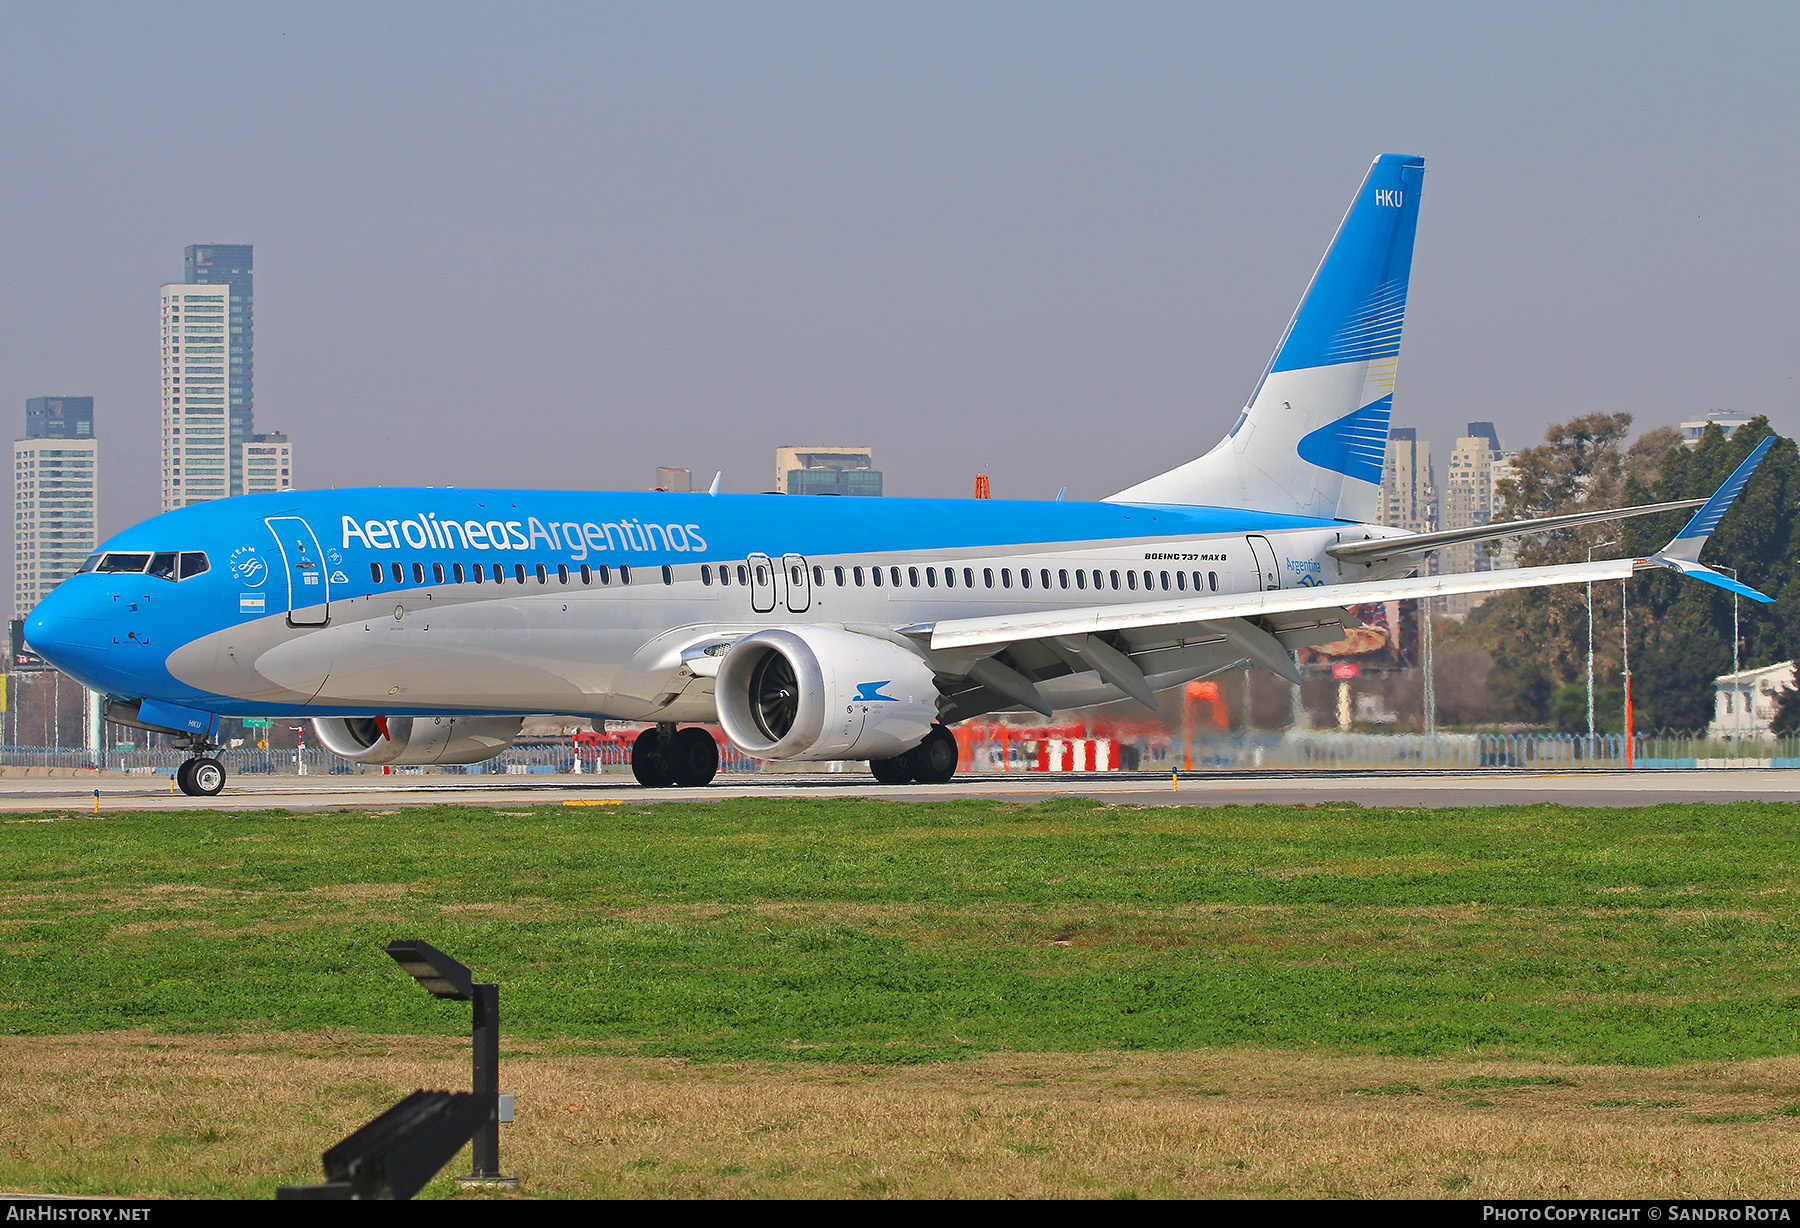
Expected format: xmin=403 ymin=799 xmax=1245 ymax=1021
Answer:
xmin=927 ymin=558 xmax=1640 ymax=651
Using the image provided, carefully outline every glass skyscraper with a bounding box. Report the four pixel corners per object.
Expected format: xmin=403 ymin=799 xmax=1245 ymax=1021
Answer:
xmin=183 ymin=244 xmax=253 ymax=495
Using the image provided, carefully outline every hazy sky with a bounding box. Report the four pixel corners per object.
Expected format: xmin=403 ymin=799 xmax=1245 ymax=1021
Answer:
xmin=3 ymin=2 xmax=1796 ymax=589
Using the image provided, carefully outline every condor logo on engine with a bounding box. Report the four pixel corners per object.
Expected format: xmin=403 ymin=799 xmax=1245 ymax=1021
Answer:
xmin=855 ymin=681 xmax=898 ymax=702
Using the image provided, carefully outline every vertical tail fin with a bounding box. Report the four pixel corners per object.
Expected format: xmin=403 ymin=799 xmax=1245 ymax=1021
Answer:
xmin=1109 ymin=153 xmax=1425 ymax=521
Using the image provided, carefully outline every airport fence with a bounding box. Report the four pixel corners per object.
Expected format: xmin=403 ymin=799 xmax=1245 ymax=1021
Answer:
xmin=2 ymin=731 xmax=1798 ymax=777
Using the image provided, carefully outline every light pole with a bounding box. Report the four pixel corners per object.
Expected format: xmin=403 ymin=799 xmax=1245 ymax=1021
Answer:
xmin=385 ymin=940 xmax=516 ymax=1186
xmin=1622 ymin=579 xmax=1634 ymax=768
xmin=1719 ymin=564 xmax=1740 ymax=676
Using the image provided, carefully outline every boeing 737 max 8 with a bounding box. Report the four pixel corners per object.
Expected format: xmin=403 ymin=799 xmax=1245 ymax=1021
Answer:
xmin=23 ymin=154 xmax=1773 ymax=795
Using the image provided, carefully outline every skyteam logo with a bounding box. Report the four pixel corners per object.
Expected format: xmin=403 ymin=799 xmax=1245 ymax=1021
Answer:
xmin=855 ymin=681 xmax=898 ymax=702
xmin=229 ymin=546 xmax=267 ymax=587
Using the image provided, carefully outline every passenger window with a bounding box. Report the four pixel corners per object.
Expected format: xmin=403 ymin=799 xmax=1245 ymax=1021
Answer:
xmin=535 ymin=564 xmax=547 ymax=584
xmin=983 ymin=568 xmax=993 ymax=588
xmin=1144 ymin=571 xmax=1155 ymax=590
xmin=717 ymin=565 xmax=730 ymax=586
xmin=557 ymin=564 xmax=569 ymax=584
xmin=472 ymin=564 xmax=484 ymax=584
xmin=413 ymin=563 xmax=425 ymax=584
xmin=1075 ymin=570 xmax=1086 ymax=590
xmin=755 ymin=564 xmax=767 ymax=585
xmin=433 ymin=562 xmax=445 ymax=584
xmin=662 ymin=565 xmax=673 ymax=585
xmin=620 ymin=565 xmax=632 ymax=584
xmin=1177 ymin=571 xmax=1187 ymax=591
xmin=1160 ymin=571 xmax=1170 ymax=591
xmin=791 ymin=565 xmax=803 ymax=585
xmin=835 ymin=566 xmax=845 ymax=586
xmin=180 ymin=552 xmax=210 ymax=579
xmin=391 ymin=562 xmax=404 ymax=584
xmin=702 ymin=565 xmax=713 ymax=586
xmin=1002 ymin=569 xmax=1012 ymax=589
xmin=890 ymin=567 xmax=901 ymax=587
xmin=98 ymin=553 xmax=150 ymax=573
xmin=493 ymin=564 xmax=504 ymax=584
xmin=1209 ymin=571 xmax=1218 ymax=591
xmin=964 ymin=567 xmax=974 ymax=588
xmin=1041 ymin=569 xmax=1051 ymax=589
xmin=515 ymin=564 xmax=527 ymax=584
xmin=908 ymin=566 xmax=919 ymax=587
xmin=1110 ymin=570 xmax=1120 ymax=590
xmin=370 ymin=562 xmax=383 ymax=583
xmin=1092 ymin=570 xmax=1103 ymax=590
xmin=854 ymin=567 xmax=864 ymax=586
xmin=813 ymin=566 xmax=823 ymax=586
xmin=598 ymin=564 xmax=611 ymax=585
xmin=1127 ymin=571 xmax=1137 ymax=591
xmin=926 ymin=567 xmax=937 ymax=587
xmin=581 ymin=564 xmax=592 ymax=585
xmin=944 ymin=567 xmax=955 ymax=589
xmin=872 ymin=567 xmax=883 ymax=587
xmin=736 ymin=565 xmax=748 ymax=585
xmin=1059 ymin=569 xmax=1069 ymax=589
xmin=1019 ymin=569 xmax=1029 ymax=589
xmin=454 ymin=563 xmax=466 ymax=583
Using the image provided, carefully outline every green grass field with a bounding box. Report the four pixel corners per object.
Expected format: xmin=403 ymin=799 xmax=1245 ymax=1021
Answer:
xmin=5 ymin=796 xmax=1798 ymax=1067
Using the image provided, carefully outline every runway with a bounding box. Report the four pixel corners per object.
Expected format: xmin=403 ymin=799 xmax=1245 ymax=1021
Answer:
xmin=1 ymin=767 xmax=1797 ymax=812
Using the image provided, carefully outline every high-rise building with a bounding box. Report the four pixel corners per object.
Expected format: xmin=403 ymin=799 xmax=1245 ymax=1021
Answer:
xmin=161 ymin=244 xmax=292 ymax=507
xmin=15 ymin=399 xmax=99 ymax=616
xmin=654 ymin=466 xmax=692 ymax=492
xmin=1377 ymin=428 xmax=1434 ymax=535
xmin=185 ymin=244 xmax=254 ymax=492
xmin=1438 ymin=422 xmax=1512 ymax=618
xmin=775 ymin=445 xmax=882 ymax=496
xmin=1681 ymin=413 xmax=1754 ymax=448
xmin=160 ymin=282 xmax=232 ymax=507
xmin=242 ymin=432 xmax=293 ymax=495
xmin=25 ymin=396 xmax=94 ymax=440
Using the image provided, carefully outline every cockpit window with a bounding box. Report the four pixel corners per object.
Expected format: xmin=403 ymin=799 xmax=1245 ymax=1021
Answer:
xmin=90 ymin=551 xmax=210 ymax=579
xmin=77 ymin=554 xmax=101 ymax=574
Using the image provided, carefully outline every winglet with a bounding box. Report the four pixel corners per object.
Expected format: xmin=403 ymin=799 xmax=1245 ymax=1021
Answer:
xmin=1659 ymin=436 xmax=1774 ymax=563
xmin=1646 ymin=434 xmax=1776 ymax=601
xmin=708 ymin=471 xmax=722 ymax=496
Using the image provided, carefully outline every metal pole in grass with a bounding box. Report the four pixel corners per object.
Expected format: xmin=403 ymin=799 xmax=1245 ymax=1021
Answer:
xmin=384 ymin=940 xmax=517 ymax=1187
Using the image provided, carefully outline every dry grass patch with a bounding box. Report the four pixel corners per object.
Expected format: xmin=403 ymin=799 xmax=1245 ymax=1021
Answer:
xmin=1 ymin=1034 xmax=1798 ymax=1199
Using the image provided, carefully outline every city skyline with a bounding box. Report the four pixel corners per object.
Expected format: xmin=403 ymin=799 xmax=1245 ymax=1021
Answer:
xmin=3 ymin=4 xmax=1795 ymax=612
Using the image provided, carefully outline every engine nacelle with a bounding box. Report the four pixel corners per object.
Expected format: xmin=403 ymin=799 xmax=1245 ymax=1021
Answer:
xmin=716 ymin=626 xmax=938 ymax=761
xmin=312 ymin=715 xmax=525 ymax=765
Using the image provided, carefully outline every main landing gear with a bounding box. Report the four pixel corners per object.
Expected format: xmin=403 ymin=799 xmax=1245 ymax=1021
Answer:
xmin=631 ymin=723 xmax=720 ymax=788
xmin=176 ymin=755 xmax=227 ymax=797
xmin=870 ymin=724 xmax=958 ymax=786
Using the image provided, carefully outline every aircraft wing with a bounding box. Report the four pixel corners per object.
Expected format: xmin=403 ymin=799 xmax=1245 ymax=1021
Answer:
xmin=923 ymin=557 xmax=1639 ymax=652
xmin=1327 ymin=498 xmax=1704 ymax=565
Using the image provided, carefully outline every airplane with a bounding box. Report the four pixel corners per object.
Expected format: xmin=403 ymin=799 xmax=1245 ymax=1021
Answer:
xmin=24 ymin=153 xmax=1775 ymax=797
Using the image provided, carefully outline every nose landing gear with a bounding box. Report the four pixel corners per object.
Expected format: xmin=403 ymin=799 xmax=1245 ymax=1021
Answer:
xmin=176 ymin=755 xmax=227 ymax=797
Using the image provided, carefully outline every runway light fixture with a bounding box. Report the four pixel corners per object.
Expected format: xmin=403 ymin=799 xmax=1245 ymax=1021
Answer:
xmin=384 ymin=940 xmax=515 ymax=1186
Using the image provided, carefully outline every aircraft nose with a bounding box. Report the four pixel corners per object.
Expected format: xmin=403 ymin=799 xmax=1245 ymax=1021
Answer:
xmin=22 ymin=583 xmax=114 ymax=687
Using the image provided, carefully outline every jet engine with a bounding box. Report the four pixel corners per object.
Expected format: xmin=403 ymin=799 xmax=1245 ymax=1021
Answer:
xmin=715 ymin=626 xmax=939 ymax=761
xmin=311 ymin=715 xmax=525 ymax=766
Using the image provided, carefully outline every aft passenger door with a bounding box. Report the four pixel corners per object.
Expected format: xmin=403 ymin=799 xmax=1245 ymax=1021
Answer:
xmin=1246 ymin=534 xmax=1282 ymax=591
xmin=266 ymin=516 xmax=331 ymax=626
xmin=747 ymin=552 xmax=777 ymax=614
xmin=782 ymin=554 xmax=811 ymax=613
